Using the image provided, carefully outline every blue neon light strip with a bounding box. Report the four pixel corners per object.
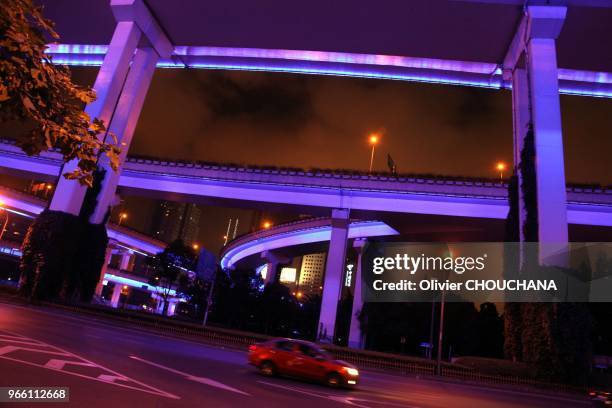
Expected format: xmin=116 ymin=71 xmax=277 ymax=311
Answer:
xmin=104 ymin=273 xmax=177 ymax=296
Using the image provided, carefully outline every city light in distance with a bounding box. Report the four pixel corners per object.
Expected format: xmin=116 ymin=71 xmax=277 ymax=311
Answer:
xmin=262 ymin=221 xmax=272 ymax=229
xmin=192 ymin=243 xmax=199 ymax=250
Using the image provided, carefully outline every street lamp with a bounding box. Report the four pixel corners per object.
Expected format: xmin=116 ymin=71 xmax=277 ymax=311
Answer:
xmin=192 ymin=243 xmax=199 ymax=251
xmin=368 ymin=133 xmax=379 ymax=173
xmin=262 ymin=221 xmax=272 ymax=229
xmin=495 ymin=162 xmax=507 ymax=182
xmin=118 ymin=212 xmax=128 ymax=226
xmin=0 ymin=200 xmax=8 ymax=241
xmin=44 ymin=183 xmax=53 ymax=199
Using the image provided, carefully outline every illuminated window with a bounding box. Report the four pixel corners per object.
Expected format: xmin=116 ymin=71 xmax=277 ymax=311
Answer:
xmin=279 ymin=267 xmax=297 ymax=283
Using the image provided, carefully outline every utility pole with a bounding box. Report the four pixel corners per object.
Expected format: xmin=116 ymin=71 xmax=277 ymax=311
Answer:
xmin=232 ymin=218 xmax=239 ymax=239
xmin=436 ymin=289 xmax=446 ymax=375
xmin=202 ymin=271 xmax=216 ymax=326
xmin=223 ymin=218 xmax=232 ymax=246
xmin=428 ymin=300 xmax=436 ymax=359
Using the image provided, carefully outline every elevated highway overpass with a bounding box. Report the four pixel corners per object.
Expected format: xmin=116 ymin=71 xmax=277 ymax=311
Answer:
xmin=1 ymin=140 xmax=611 ymax=226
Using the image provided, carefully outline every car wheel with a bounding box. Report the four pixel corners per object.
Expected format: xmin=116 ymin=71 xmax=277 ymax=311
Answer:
xmin=326 ymin=372 xmax=343 ymax=388
xmin=259 ymin=360 xmax=276 ymax=377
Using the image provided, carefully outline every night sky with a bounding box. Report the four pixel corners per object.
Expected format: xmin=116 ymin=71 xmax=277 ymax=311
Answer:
xmin=47 ymin=68 xmax=612 ymax=252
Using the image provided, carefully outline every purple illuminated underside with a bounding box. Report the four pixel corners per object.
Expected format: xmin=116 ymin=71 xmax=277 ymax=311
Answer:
xmin=45 ymin=44 xmax=612 ymax=98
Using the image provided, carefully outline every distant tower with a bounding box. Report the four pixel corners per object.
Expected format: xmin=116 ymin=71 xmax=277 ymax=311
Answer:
xmin=151 ymin=201 xmax=200 ymax=244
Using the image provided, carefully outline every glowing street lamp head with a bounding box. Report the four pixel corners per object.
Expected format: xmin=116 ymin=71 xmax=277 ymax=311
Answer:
xmin=369 ymin=134 xmax=379 ymax=145
xmin=120 ymin=212 xmax=128 ymax=219
xmin=262 ymin=221 xmax=272 ymax=229
xmin=496 ymin=162 xmax=506 ymax=172
xmin=192 ymin=243 xmax=199 ymax=250
xmin=46 ymin=184 xmax=52 ymax=190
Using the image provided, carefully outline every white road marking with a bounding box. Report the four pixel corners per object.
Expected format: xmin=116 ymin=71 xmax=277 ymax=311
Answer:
xmin=0 ymin=329 xmax=179 ymax=400
xmin=129 ymin=354 xmax=251 ymax=396
xmin=44 ymin=359 xmax=97 ymax=370
xmin=0 ymin=345 xmax=18 ymax=355
xmin=258 ymin=381 xmax=422 ymax=408
xmin=97 ymin=374 xmax=130 ymax=383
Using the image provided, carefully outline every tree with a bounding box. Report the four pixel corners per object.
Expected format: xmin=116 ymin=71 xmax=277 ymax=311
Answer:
xmin=475 ymin=302 xmax=504 ymax=358
xmin=0 ymin=0 xmax=119 ymax=186
xmin=146 ymin=239 xmax=196 ymax=316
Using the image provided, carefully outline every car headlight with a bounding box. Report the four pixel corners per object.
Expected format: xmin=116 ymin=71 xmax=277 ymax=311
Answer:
xmin=345 ymin=367 xmax=359 ymax=376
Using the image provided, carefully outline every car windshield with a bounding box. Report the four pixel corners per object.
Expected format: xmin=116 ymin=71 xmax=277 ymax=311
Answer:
xmin=298 ymin=344 xmax=331 ymax=359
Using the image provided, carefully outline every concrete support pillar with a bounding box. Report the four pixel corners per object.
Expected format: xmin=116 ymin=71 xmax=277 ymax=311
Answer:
xmin=94 ymin=244 xmax=114 ymax=296
xmin=119 ymin=252 xmax=132 ymax=271
xmin=348 ymin=238 xmax=368 ymax=349
xmin=50 ymin=21 xmax=142 ymax=215
xmin=90 ymin=47 xmax=160 ymax=224
xmin=110 ymin=283 xmax=123 ymax=308
xmin=154 ymin=295 xmax=163 ymax=314
xmin=167 ymin=300 xmax=178 ymax=316
xmin=317 ymin=208 xmax=350 ymax=343
xmin=527 ymin=37 xmax=569 ymax=264
xmin=507 ymin=5 xmax=568 ymax=266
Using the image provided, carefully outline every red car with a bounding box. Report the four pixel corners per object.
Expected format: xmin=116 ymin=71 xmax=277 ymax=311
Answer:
xmin=248 ymin=338 xmax=359 ymax=388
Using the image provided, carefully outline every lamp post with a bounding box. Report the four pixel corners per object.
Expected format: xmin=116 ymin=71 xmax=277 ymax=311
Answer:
xmin=118 ymin=212 xmax=127 ymax=226
xmin=368 ymin=134 xmax=379 ymax=173
xmin=0 ymin=200 xmax=8 ymax=241
xmin=44 ymin=183 xmax=53 ymax=199
xmin=496 ymin=162 xmax=507 ymax=183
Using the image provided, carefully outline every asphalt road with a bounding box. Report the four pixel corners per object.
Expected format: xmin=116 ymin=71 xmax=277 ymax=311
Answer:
xmin=0 ymin=302 xmax=590 ymax=408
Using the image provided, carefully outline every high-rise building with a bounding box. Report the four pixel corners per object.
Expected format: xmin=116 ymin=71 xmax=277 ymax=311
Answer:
xmin=298 ymin=253 xmax=326 ymax=296
xmin=151 ymin=201 xmax=201 ymax=244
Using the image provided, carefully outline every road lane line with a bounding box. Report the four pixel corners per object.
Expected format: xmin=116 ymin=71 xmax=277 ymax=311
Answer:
xmin=0 ymin=345 xmax=72 ymax=357
xmin=129 ymin=354 xmax=251 ymax=396
xmin=0 ymin=338 xmax=56 ymax=347
xmin=0 ymin=329 xmax=180 ymax=400
xmin=257 ymin=381 xmax=423 ymax=408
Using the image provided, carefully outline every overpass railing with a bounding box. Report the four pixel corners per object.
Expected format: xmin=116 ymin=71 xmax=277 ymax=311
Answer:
xmin=1 ymin=139 xmax=610 ymax=205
